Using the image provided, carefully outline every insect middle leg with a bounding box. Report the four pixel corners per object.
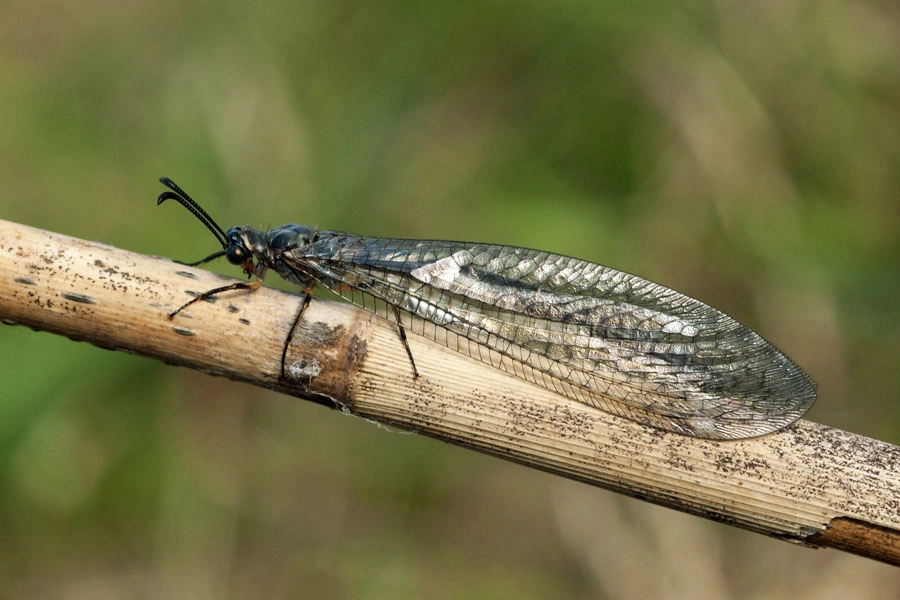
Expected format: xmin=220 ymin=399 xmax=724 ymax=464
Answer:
xmin=280 ymin=291 xmax=314 ymax=379
xmin=278 ymin=294 xmax=421 ymax=380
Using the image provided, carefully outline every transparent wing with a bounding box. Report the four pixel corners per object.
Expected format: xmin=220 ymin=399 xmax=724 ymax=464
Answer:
xmin=285 ymin=234 xmax=816 ymax=439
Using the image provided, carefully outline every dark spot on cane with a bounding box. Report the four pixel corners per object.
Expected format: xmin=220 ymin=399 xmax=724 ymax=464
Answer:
xmin=61 ymin=292 xmax=96 ymax=304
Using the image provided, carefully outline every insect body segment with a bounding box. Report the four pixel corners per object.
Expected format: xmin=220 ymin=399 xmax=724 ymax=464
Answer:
xmin=157 ymin=177 xmax=816 ymax=440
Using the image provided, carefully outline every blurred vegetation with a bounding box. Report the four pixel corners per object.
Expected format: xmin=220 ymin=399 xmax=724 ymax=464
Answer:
xmin=1 ymin=0 xmax=899 ymax=598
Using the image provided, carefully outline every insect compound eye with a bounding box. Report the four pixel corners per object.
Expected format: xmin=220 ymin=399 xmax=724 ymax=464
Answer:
xmin=225 ymin=244 xmax=247 ymax=265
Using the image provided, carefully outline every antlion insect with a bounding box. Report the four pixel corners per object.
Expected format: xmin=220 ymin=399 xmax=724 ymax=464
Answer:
xmin=157 ymin=177 xmax=816 ymax=440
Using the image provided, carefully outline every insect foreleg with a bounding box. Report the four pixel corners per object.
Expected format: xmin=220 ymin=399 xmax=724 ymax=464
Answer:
xmin=168 ymin=279 xmax=262 ymax=319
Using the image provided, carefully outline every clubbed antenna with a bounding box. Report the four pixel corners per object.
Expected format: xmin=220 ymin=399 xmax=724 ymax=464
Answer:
xmin=157 ymin=177 xmax=228 ymax=249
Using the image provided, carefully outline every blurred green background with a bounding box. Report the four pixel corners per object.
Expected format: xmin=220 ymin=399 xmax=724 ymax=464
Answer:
xmin=2 ymin=0 xmax=899 ymax=598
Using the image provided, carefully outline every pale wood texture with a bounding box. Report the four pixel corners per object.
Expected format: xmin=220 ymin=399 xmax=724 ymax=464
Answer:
xmin=1 ymin=218 xmax=898 ymax=565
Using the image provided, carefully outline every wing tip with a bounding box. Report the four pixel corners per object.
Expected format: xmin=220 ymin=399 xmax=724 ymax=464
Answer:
xmin=680 ymin=383 xmax=817 ymax=441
